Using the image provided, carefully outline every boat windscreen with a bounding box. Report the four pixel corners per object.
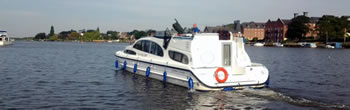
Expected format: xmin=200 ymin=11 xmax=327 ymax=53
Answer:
xmin=173 ymin=19 xmax=184 ymax=34
xmin=218 ymin=30 xmax=230 ymax=40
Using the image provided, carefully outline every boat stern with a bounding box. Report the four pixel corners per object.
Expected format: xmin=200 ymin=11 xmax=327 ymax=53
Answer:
xmin=190 ymin=33 xmax=270 ymax=91
xmin=191 ymin=64 xmax=269 ymax=91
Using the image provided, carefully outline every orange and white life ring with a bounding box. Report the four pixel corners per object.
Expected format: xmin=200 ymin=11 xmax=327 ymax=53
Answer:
xmin=215 ymin=67 xmax=228 ymax=83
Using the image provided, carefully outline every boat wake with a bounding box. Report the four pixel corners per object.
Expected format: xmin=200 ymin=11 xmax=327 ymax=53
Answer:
xmin=187 ymin=88 xmax=350 ymax=110
xmin=236 ymin=88 xmax=350 ymax=110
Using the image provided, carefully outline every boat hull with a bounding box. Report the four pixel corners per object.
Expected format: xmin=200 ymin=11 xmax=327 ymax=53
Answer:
xmin=115 ymin=55 xmax=269 ymax=91
xmin=0 ymin=41 xmax=12 ymax=46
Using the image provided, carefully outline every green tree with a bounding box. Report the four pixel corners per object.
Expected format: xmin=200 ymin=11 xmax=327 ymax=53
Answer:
xmin=33 ymin=33 xmax=46 ymax=40
xmin=48 ymin=35 xmax=58 ymax=41
xmin=69 ymin=32 xmax=81 ymax=40
xmin=82 ymin=31 xmax=100 ymax=41
xmin=128 ymin=30 xmax=139 ymax=36
xmin=146 ymin=29 xmax=156 ymax=36
xmin=134 ymin=31 xmax=147 ymax=40
xmin=286 ymin=16 xmax=310 ymax=41
xmin=58 ymin=31 xmax=71 ymax=40
xmin=106 ymin=31 xmax=120 ymax=40
xmin=317 ymin=15 xmax=350 ymax=42
xmin=49 ymin=25 xmax=55 ymax=36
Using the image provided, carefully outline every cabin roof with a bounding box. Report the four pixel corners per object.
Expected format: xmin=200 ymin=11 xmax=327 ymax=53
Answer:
xmin=204 ymin=26 xmax=237 ymax=33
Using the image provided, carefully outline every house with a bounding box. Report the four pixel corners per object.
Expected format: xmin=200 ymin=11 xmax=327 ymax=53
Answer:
xmin=264 ymin=18 xmax=291 ymax=42
xmin=119 ymin=32 xmax=129 ymax=39
xmin=241 ymin=22 xmax=265 ymax=40
xmin=305 ymin=17 xmax=321 ymax=39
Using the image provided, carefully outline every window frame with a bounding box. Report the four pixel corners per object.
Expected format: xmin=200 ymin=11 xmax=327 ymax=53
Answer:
xmin=132 ymin=40 xmax=164 ymax=57
xmin=124 ymin=49 xmax=136 ymax=55
xmin=168 ymin=50 xmax=189 ymax=64
xmin=133 ymin=40 xmax=142 ymax=50
xmin=150 ymin=42 xmax=164 ymax=57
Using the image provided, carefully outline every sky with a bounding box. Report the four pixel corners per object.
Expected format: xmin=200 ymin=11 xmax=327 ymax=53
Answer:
xmin=0 ymin=0 xmax=350 ymax=38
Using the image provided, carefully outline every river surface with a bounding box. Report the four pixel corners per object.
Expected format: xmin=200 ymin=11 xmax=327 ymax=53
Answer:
xmin=0 ymin=41 xmax=349 ymax=109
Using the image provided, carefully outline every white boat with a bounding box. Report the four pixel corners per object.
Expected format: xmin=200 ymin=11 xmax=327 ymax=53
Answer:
xmin=303 ymin=43 xmax=317 ymax=48
xmin=114 ymin=22 xmax=269 ymax=91
xmin=0 ymin=31 xmax=13 ymax=46
xmin=325 ymin=45 xmax=335 ymax=49
xmin=273 ymin=43 xmax=284 ymax=47
xmin=253 ymin=42 xmax=264 ymax=47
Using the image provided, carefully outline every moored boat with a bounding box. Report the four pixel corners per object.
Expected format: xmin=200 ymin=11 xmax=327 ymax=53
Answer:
xmin=253 ymin=42 xmax=264 ymax=47
xmin=114 ymin=21 xmax=269 ymax=91
xmin=0 ymin=31 xmax=13 ymax=46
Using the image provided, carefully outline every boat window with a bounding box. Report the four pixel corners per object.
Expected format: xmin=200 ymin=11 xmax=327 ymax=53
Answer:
xmin=169 ymin=50 xmax=188 ymax=64
xmin=218 ymin=30 xmax=230 ymax=40
xmin=133 ymin=40 xmax=142 ymax=50
xmin=0 ymin=38 xmax=2 ymax=41
xmin=142 ymin=40 xmax=151 ymax=53
xmin=124 ymin=49 xmax=136 ymax=55
xmin=150 ymin=42 xmax=163 ymax=57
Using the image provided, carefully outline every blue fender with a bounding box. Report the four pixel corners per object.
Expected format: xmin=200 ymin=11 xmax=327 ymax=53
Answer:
xmin=223 ymin=87 xmax=234 ymax=91
xmin=163 ymin=71 xmax=167 ymax=84
xmin=265 ymin=76 xmax=270 ymax=87
xmin=146 ymin=66 xmax=151 ymax=78
xmin=115 ymin=60 xmax=118 ymax=69
xmin=133 ymin=64 xmax=137 ymax=73
xmin=188 ymin=77 xmax=193 ymax=89
xmin=123 ymin=61 xmax=127 ymax=70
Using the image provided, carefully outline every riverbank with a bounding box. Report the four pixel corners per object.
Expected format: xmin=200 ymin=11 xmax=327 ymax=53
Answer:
xmin=22 ymin=39 xmax=133 ymax=43
xmin=249 ymin=41 xmax=350 ymax=49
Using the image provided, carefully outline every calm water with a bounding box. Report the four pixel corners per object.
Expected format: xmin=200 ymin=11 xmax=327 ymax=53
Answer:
xmin=0 ymin=41 xmax=349 ymax=109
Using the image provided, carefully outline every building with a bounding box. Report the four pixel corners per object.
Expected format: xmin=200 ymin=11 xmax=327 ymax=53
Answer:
xmin=241 ymin=22 xmax=265 ymax=40
xmin=305 ymin=17 xmax=321 ymax=39
xmin=203 ymin=20 xmax=242 ymax=37
xmin=119 ymin=32 xmax=129 ymax=39
xmin=264 ymin=18 xmax=291 ymax=42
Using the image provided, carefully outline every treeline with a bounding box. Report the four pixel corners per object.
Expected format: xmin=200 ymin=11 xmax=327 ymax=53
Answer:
xmin=287 ymin=15 xmax=350 ymax=42
xmin=318 ymin=16 xmax=350 ymax=42
xmin=129 ymin=29 xmax=156 ymax=39
xmin=33 ymin=26 xmax=156 ymax=42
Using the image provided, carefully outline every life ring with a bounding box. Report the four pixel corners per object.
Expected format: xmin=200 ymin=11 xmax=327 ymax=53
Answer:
xmin=215 ymin=67 xmax=228 ymax=83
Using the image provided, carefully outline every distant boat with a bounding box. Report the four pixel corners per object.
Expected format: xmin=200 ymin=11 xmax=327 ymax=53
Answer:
xmin=253 ymin=42 xmax=264 ymax=47
xmin=273 ymin=43 xmax=284 ymax=47
xmin=112 ymin=40 xmax=120 ymax=43
xmin=325 ymin=45 xmax=335 ymax=49
xmin=0 ymin=31 xmax=13 ymax=46
xmin=304 ymin=43 xmax=317 ymax=48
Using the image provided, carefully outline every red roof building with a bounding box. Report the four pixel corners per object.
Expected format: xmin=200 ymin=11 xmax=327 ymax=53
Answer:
xmin=265 ymin=18 xmax=290 ymax=42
